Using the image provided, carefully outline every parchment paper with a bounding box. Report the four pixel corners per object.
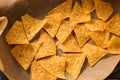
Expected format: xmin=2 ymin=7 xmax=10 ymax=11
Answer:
xmin=0 ymin=0 xmax=120 ymax=80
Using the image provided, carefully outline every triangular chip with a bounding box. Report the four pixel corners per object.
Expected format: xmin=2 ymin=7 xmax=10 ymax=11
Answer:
xmin=57 ymin=34 xmax=82 ymax=52
xmin=82 ymin=43 xmax=108 ymax=67
xmin=61 ymin=53 xmax=86 ymax=79
xmin=22 ymin=14 xmax=47 ymax=41
xmin=5 ymin=21 xmax=29 ymax=44
xmin=74 ymin=24 xmax=90 ymax=47
xmin=90 ymin=30 xmax=110 ymax=48
xmin=48 ymin=0 xmax=72 ymax=19
xmin=43 ymin=13 xmax=62 ymax=37
xmin=84 ymin=19 xmax=106 ymax=31
xmin=31 ymin=61 xmax=57 ymax=80
xmin=81 ymin=0 xmax=95 ymax=14
xmin=94 ymin=0 xmax=113 ymax=21
xmin=106 ymin=14 xmax=120 ymax=36
xmin=70 ymin=1 xmax=91 ymax=24
xmin=39 ymin=56 xmax=66 ymax=79
xmin=35 ymin=30 xmax=56 ymax=59
xmin=107 ymin=36 xmax=120 ymax=54
xmin=10 ymin=43 xmax=40 ymax=70
xmin=56 ymin=20 xmax=74 ymax=43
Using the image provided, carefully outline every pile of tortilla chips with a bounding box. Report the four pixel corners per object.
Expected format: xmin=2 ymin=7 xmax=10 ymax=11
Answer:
xmin=5 ymin=0 xmax=120 ymax=79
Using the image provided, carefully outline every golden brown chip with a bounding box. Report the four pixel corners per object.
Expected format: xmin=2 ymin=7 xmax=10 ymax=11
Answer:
xmin=10 ymin=43 xmax=40 ymax=70
xmin=81 ymin=0 xmax=95 ymax=14
xmin=31 ymin=61 xmax=57 ymax=80
xmin=62 ymin=53 xmax=86 ymax=79
xmin=70 ymin=1 xmax=91 ymax=24
xmin=5 ymin=21 xmax=29 ymax=44
xmin=56 ymin=20 xmax=74 ymax=43
xmin=84 ymin=19 xmax=106 ymax=31
xmin=35 ymin=30 xmax=56 ymax=59
xmin=48 ymin=0 xmax=72 ymax=19
xmin=82 ymin=43 xmax=108 ymax=67
xmin=94 ymin=0 xmax=113 ymax=21
xmin=74 ymin=24 xmax=90 ymax=47
xmin=106 ymin=14 xmax=120 ymax=36
xmin=43 ymin=13 xmax=62 ymax=38
xmin=22 ymin=14 xmax=47 ymax=41
xmin=90 ymin=30 xmax=110 ymax=48
xmin=57 ymin=34 xmax=82 ymax=52
xmin=107 ymin=36 xmax=120 ymax=54
xmin=39 ymin=56 xmax=66 ymax=79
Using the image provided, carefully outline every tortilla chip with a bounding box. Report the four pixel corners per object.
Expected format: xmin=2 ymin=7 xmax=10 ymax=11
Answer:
xmin=35 ymin=30 xmax=56 ymax=59
xmin=31 ymin=61 xmax=57 ymax=80
xmin=57 ymin=34 xmax=82 ymax=52
xmin=39 ymin=56 xmax=66 ymax=79
xmin=84 ymin=19 xmax=106 ymax=31
xmin=22 ymin=14 xmax=47 ymax=41
xmin=43 ymin=13 xmax=62 ymax=38
xmin=5 ymin=21 xmax=29 ymax=44
xmin=107 ymin=36 xmax=120 ymax=54
xmin=90 ymin=30 xmax=110 ymax=48
xmin=70 ymin=1 xmax=91 ymax=24
xmin=81 ymin=0 xmax=95 ymax=14
xmin=10 ymin=43 xmax=40 ymax=70
xmin=74 ymin=24 xmax=90 ymax=47
xmin=94 ymin=0 xmax=113 ymax=21
xmin=48 ymin=0 xmax=72 ymax=19
xmin=56 ymin=20 xmax=74 ymax=43
xmin=61 ymin=53 xmax=86 ymax=79
xmin=82 ymin=43 xmax=108 ymax=67
xmin=106 ymin=14 xmax=120 ymax=36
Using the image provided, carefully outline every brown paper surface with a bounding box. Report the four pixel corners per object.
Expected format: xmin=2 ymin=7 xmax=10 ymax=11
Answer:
xmin=0 ymin=0 xmax=120 ymax=80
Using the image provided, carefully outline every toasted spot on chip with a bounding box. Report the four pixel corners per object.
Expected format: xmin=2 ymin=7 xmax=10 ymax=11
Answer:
xmin=62 ymin=53 xmax=86 ymax=79
xmin=57 ymin=34 xmax=82 ymax=52
xmin=90 ymin=30 xmax=110 ymax=48
xmin=106 ymin=14 xmax=120 ymax=36
xmin=31 ymin=61 xmax=57 ymax=80
xmin=39 ymin=56 xmax=66 ymax=79
xmin=82 ymin=43 xmax=108 ymax=67
xmin=84 ymin=19 xmax=106 ymax=31
xmin=48 ymin=0 xmax=72 ymax=19
xmin=10 ymin=43 xmax=40 ymax=70
xmin=81 ymin=0 xmax=95 ymax=14
xmin=107 ymin=36 xmax=120 ymax=54
xmin=94 ymin=0 xmax=113 ymax=21
xmin=22 ymin=14 xmax=47 ymax=41
xmin=5 ymin=21 xmax=29 ymax=44
xmin=43 ymin=13 xmax=62 ymax=38
xmin=74 ymin=24 xmax=90 ymax=47
xmin=70 ymin=1 xmax=91 ymax=24
xmin=35 ymin=30 xmax=56 ymax=59
xmin=56 ymin=20 xmax=74 ymax=43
